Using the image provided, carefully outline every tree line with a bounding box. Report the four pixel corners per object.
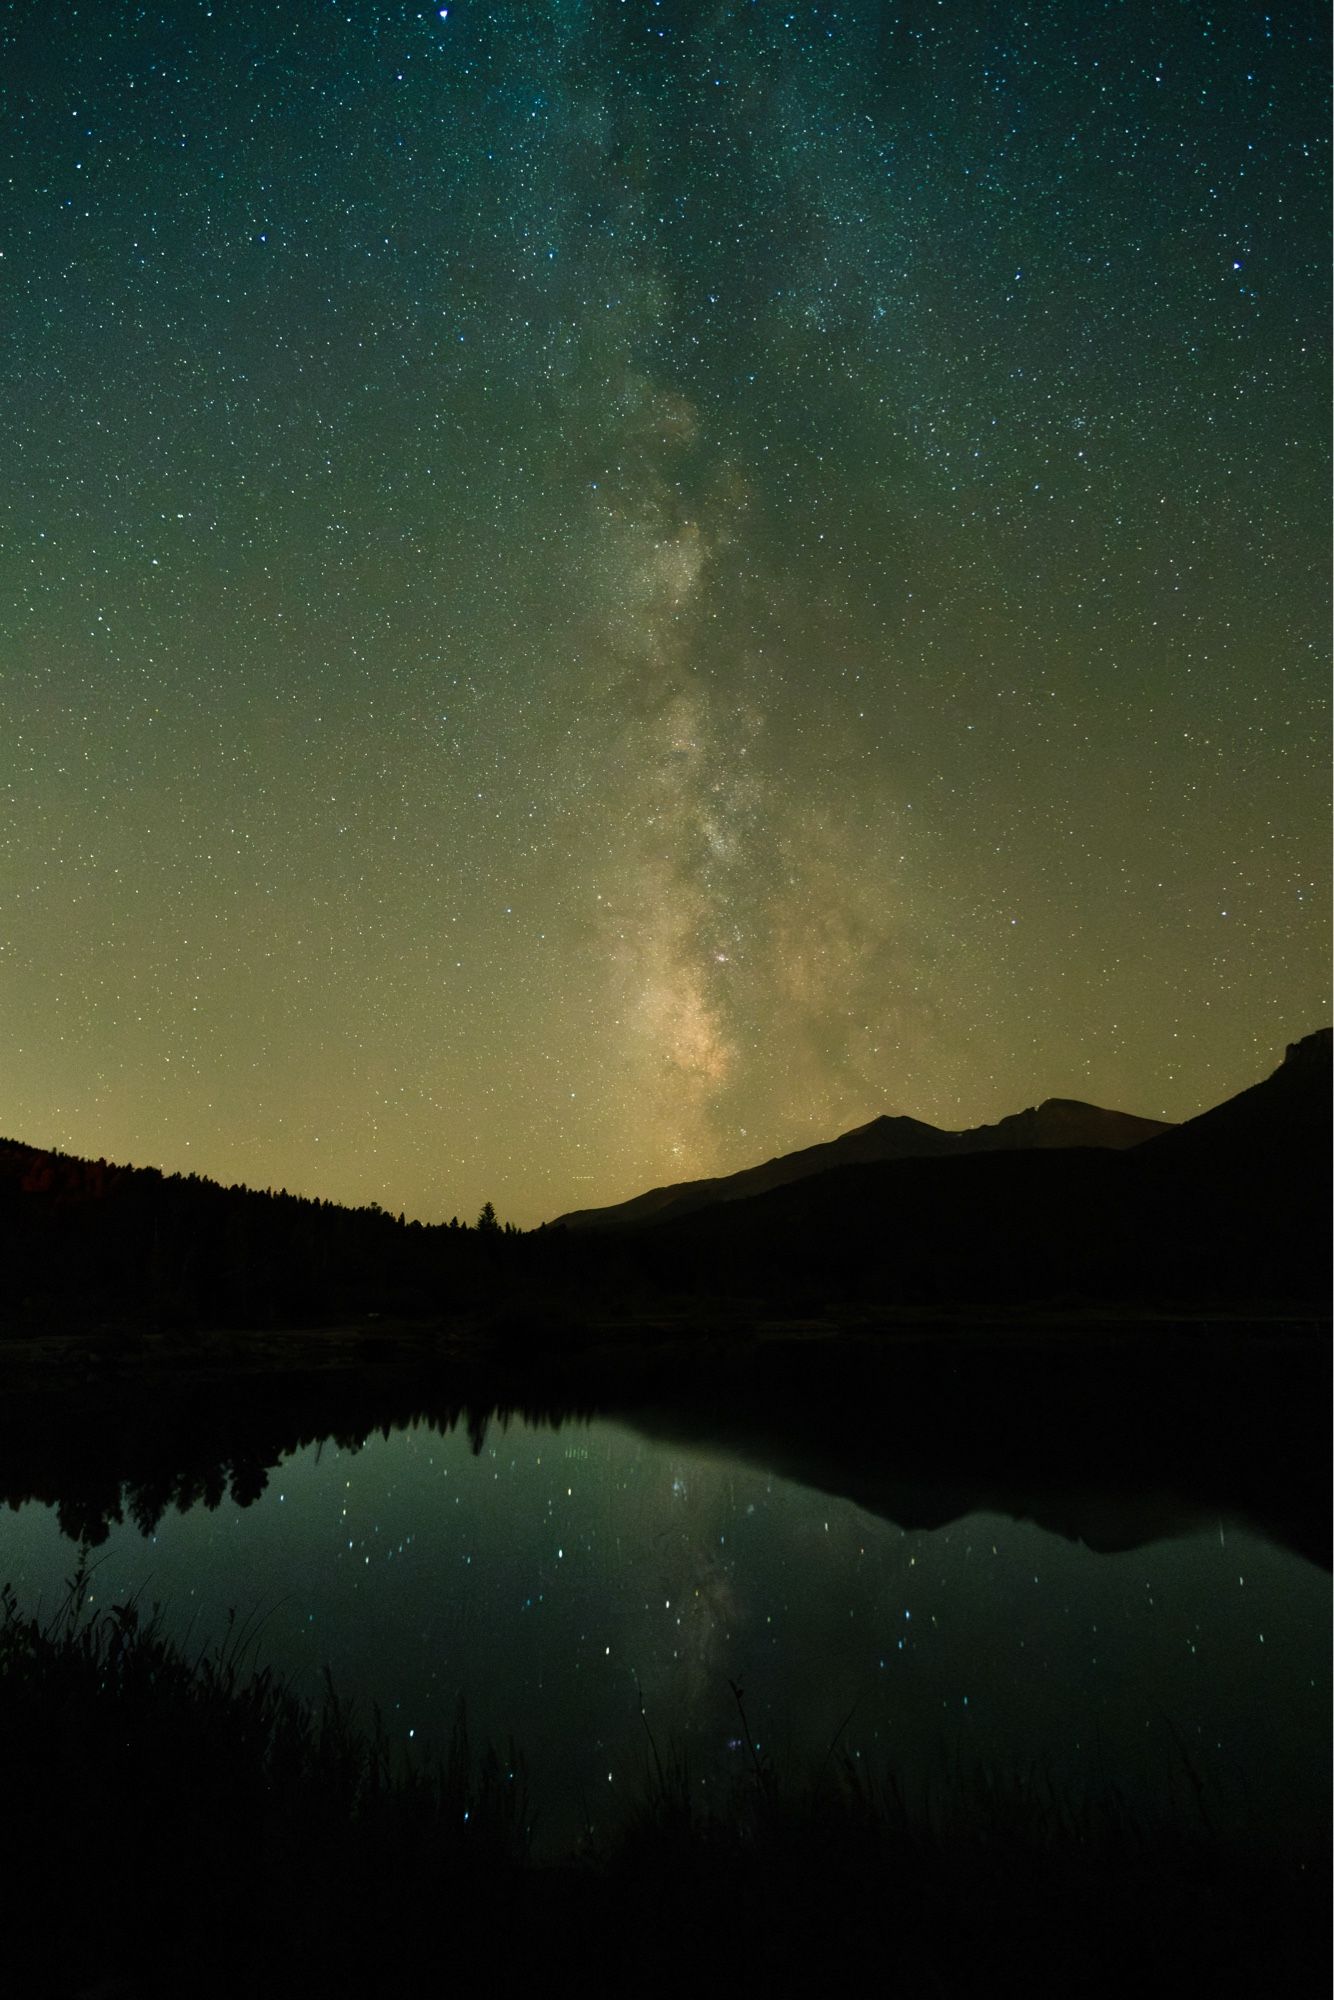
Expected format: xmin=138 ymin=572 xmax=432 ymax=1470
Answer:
xmin=0 ymin=1141 xmax=529 ymax=1329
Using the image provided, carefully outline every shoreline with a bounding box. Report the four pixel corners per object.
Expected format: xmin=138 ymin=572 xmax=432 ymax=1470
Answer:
xmin=2 ymin=1311 xmax=1327 ymax=1566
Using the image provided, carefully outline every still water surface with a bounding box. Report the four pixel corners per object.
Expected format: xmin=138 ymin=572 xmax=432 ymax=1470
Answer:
xmin=3 ymin=1413 xmax=1326 ymax=1854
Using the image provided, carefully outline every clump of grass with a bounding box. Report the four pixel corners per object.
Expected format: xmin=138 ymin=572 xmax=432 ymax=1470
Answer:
xmin=590 ymin=1678 xmax=1324 ymax=1998
xmin=1 ymin=1561 xmax=531 ymax=1999
xmin=1 ymin=1569 xmax=1325 ymax=2000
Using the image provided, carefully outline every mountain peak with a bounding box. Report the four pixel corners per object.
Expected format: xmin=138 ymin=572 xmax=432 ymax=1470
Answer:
xmin=1283 ymin=1027 xmax=1332 ymax=1071
xmin=553 ymin=1090 xmax=1172 ymax=1230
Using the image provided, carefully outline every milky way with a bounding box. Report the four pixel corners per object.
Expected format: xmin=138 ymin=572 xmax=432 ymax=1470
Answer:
xmin=1 ymin=2 xmax=1327 ymax=1222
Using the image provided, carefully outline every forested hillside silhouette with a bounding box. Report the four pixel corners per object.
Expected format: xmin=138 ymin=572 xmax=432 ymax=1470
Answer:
xmin=0 ymin=1144 xmax=524 ymax=1328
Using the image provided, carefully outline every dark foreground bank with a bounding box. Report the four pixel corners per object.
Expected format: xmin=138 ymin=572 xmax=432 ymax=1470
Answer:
xmin=2 ymin=1579 xmax=1325 ymax=2000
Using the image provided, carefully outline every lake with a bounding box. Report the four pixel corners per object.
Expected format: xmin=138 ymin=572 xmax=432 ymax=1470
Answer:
xmin=2 ymin=1403 xmax=1327 ymax=1857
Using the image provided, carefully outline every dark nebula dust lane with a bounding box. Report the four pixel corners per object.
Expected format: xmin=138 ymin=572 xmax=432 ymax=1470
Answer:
xmin=0 ymin=1 xmax=1327 ymax=1222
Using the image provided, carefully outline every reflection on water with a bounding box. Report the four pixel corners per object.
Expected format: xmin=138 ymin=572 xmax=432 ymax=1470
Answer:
xmin=2 ymin=1408 xmax=1327 ymax=1856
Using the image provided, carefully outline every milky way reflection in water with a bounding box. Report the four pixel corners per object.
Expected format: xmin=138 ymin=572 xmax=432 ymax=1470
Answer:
xmin=2 ymin=1416 xmax=1326 ymax=1855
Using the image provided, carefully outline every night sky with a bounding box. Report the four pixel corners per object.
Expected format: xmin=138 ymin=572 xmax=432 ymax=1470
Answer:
xmin=2 ymin=1 xmax=1327 ymax=1226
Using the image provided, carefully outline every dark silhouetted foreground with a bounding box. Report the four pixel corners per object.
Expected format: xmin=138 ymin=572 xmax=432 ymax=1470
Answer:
xmin=2 ymin=1575 xmax=1325 ymax=2000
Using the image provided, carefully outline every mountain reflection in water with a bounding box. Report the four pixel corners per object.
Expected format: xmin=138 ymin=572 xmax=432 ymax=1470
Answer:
xmin=1 ymin=1329 xmax=1324 ymax=1565
xmin=1 ymin=1332 xmax=1328 ymax=1863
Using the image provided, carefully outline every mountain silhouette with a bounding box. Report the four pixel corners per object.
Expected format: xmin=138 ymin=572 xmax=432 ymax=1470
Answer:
xmin=616 ymin=1030 xmax=1331 ymax=1306
xmin=553 ymin=1096 xmax=1171 ymax=1231
xmin=1140 ymin=1027 xmax=1330 ymax=1166
xmin=3 ymin=1031 xmax=1326 ymax=1322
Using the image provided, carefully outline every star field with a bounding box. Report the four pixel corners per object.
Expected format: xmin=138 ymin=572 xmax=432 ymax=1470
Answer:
xmin=1 ymin=1 xmax=1327 ymax=1223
